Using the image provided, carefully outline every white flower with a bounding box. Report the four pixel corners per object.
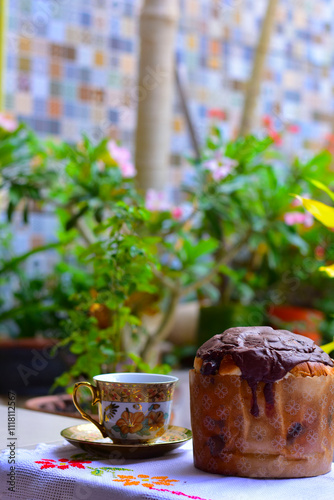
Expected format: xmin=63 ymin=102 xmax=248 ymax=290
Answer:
xmin=251 ymin=425 xmax=266 ymax=441
xmin=320 ymin=416 xmax=327 ymax=430
xmin=202 ymin=394 xmax=212 ymax=410
xmin=192 ymin=385 xmax=199 ymax=398
xmin=271 ymin=436 xmax=285 ymax=451
xmin=284 ymin=400 xmax=300 ymax=416
xmin=235 ymin=438 xmax=249 ymax=453
xmin=283 ymin=378 xmax=295 ymax=394
xmin=306 ymin=430 xmax=318 ymax=445
xmin=200 ymin=375 xmax=211 ymax=388
xmin=207 ymin=458 xmax=218 ymax=472
xmin=238 ymin=457 xmax=251 ymax=474
xmin=320 ymin=395 xmax=328 ymax=406
xmin=234 ymin=415 xmax=244 ymax=429
xmin=214 ymin=383 xmax=228 ymax=398
xmin=322 ymin=436 xmax=329 ymax=448
xmin=269 ymin=414 xmax=283 ymax=429
xmin=220 ymin=428 xmax=232 ymax=441
xmin=231 ymin=376 xmax=241 ymax=387
xmin=302 ymin=388 xmax=315 ymax=402
xmin=219 ymin=451 xmax=232 ymax=462
xmin=216 ymin=406 xmax=230 ymax=419
xmin=290 ymin=443 xmax=304 ymax=457
xmin=304 ymin=408 xmax=317 ymax=424
xmin=232 ymin=395 xmax=243 ymax=410
xmin=203 ymin=415 xmax=215 ymax=431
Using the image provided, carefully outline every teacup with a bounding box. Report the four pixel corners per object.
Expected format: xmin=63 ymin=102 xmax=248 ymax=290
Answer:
xmin=72 ymin=373 xmax=178 ymax=444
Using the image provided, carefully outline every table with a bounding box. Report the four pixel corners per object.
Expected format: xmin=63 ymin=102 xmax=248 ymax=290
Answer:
xmin=1 ymin=406 xmax=334 ymax=500
xmin=0 ymin=405 xmax=80 ymax=450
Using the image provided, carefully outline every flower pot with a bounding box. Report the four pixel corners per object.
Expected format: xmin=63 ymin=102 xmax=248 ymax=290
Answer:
xmin=267 ymin=305 xmax=324 ymax=344
xmin=0 ymin=338 xmax=74 ymax=396
xmin=24 ymin=393 xmax=98 ymax=421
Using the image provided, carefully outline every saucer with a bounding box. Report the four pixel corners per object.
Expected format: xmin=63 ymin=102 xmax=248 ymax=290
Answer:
xmin=61 ymin=423 xmax=192 ymax=459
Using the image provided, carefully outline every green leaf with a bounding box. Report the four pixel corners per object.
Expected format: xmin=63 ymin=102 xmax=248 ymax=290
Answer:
xmin=183 ymin=238 xmax=219 ymax=264
xmin=309 ymin=179 xmax=334 ymax=203
xmin=320 ymin=341 xmax=334 ymax=354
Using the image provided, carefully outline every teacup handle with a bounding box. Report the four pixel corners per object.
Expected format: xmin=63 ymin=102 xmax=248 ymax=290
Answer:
xmin=73 ymin=381 xmax=108 ymax=438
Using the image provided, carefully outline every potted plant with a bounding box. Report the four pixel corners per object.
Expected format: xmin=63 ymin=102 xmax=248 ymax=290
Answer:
xmin=2 ymin=121 xmax=334 ymax=400
xmin=181 ymin=128 xmax=334 ymax=346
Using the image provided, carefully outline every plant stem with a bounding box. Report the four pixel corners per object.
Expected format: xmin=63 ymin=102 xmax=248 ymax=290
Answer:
xmin=68 ymin=208 xmax=96 ymax=246
xmin=151 ymin=267 xmax=177 ymax=291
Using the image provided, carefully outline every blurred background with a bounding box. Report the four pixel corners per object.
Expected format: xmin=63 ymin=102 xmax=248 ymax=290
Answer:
xmin=1 ymin=1 xmax=334 ymax=422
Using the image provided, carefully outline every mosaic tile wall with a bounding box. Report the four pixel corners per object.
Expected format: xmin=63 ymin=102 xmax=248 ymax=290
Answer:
xmin=3 ymin=0 xmax=334 ymax=162
xmin=2 ymin=0 xmax=334 ymax=311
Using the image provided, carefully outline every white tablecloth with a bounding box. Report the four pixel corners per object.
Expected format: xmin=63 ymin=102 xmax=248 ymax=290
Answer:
xmin=1 ymin=440 xmax=334 ymax=500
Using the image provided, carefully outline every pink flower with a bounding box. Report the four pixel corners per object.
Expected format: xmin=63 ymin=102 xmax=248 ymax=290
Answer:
xmin=108 ymin=140 xmax=131 ymax=163
xmin=119 ymin=161 xmax=136 ymax=178
xmin=203 ymin=156 xmax=238 ymax=181
xmin=107 ymin=140 xmax=136 ymax=178
xmin=171 ymin=207 xmax=183 ymax=220
xmin=0 ymin=113 xmax=18 ymax=132
xmin=145 ymin=189 xmax=171 ymax=212
xmin=269 ymin=129 xmax=282 ymax=145
xmin=208 ymin=109 xmax=226 ymax=120
xmin=288 ymin=124 xmax=300 ymax=134
xmin=212 ymin=165 xmax=233 ymax=181
xmin=262 ymin=115 xmax=274 ymax=128
xmin=284 ymin=211 xmax=314 ymax=228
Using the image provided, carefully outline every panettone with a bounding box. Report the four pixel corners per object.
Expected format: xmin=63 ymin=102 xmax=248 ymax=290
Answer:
xmin=190 ymin=326 xmax=334 ymax=478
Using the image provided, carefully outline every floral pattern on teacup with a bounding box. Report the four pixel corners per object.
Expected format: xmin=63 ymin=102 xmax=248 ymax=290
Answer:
xmin=112 ymin=404 xmax=168 ymax=439
xmin=100 ymin=382 xmax=175 ymax=403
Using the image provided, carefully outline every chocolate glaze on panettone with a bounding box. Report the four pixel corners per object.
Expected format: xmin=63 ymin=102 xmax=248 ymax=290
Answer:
xmin=196 ymin=326 xmax=333 ymax=416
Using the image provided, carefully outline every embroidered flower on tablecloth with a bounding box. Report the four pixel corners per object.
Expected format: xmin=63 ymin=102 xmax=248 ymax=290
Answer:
xmin=35 ymin=458 xmax=92 ymax=470
xmin=113 ymin=474 xmax=179 ymax=489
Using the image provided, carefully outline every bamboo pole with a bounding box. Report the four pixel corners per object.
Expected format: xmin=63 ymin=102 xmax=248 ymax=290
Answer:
xmin=239 ymin=0 xmax=279 ymax=137
xmin=135 ymin=0 xmax=179 ymax=191
xmin=175 ymin=65 xmax=201 ymax=161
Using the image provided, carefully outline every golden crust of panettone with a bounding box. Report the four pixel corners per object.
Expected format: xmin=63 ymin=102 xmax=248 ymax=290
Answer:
xmin=194 ymin=354 xmax=334 ymax=378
